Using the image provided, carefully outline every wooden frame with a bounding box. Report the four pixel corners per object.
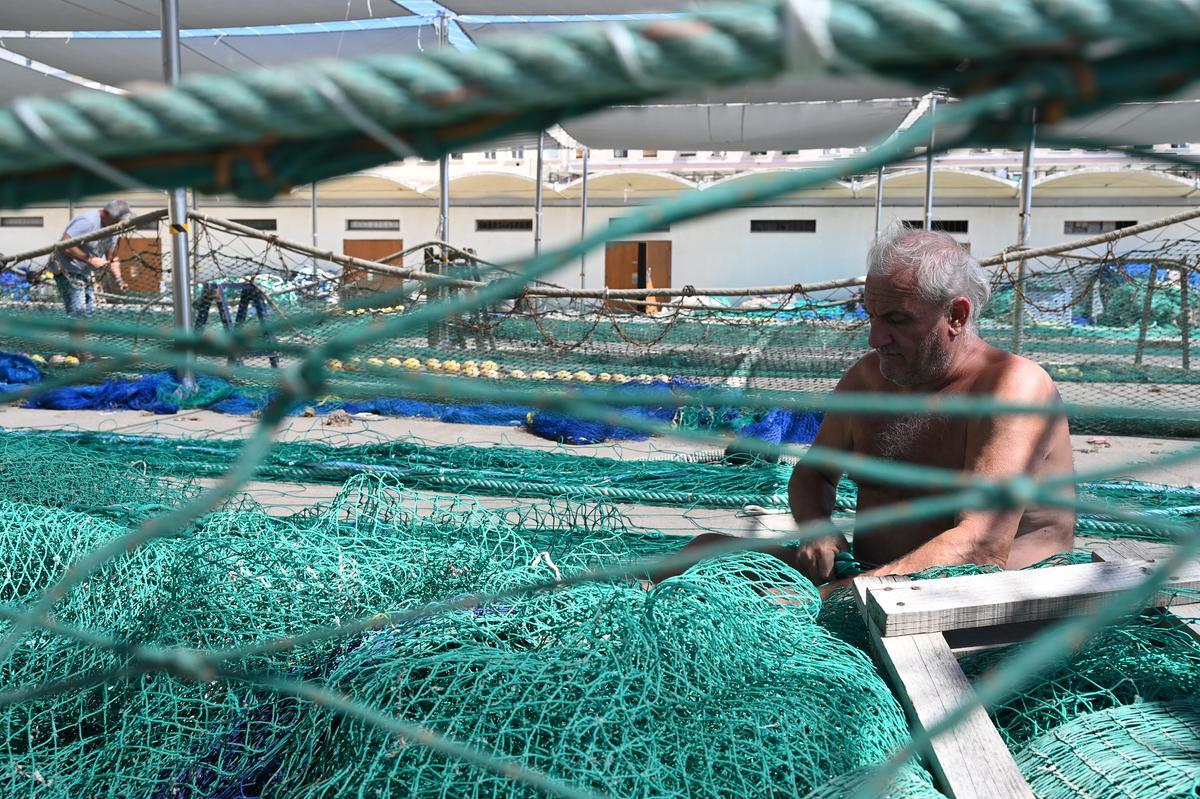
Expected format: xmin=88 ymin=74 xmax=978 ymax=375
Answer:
xmin=852 ymin=547 xmax=1200 ymax=799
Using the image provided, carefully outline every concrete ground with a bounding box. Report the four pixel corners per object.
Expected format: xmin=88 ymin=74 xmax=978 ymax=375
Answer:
xmin=0 ymin=405 xmax=1196 ymax=539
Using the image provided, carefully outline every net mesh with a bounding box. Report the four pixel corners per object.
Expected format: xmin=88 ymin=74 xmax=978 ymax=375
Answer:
xmin=0 ymin=9 xmax=1198 ymax=797
xmin=6 ymin=211 xmax=1200 ymax=436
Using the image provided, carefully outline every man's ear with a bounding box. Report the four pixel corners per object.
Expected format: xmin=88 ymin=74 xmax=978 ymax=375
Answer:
xmin=948 ymin=296 xmax=971 ymax=334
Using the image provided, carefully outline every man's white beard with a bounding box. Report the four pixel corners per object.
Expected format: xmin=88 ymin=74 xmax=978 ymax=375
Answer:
xmin=878 ymin=326 xmax=954 ymax=387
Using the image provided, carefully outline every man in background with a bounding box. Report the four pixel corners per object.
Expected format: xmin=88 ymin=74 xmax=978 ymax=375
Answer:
xmin=52 ymin=199 xmax=132 ymax=317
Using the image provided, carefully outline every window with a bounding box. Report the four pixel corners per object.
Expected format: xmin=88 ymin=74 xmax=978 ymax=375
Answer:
xmin=483 ymin=150 xmax=497 ymax=160
xmin=1064 ymin=220 xmax=1137 ymax=235
xmin=642 ymin=149 xmax=658 ymax=158
xmin=230 ymin=218 xmax=277 ymax=231
xmin=711 ymin=150 xmax=727 ymax=159
xmin=0 ymin=216 xmax=44 ymax=227
xmin=347 ymin=219 xmax=400 ymax=232
xmin=510 ymin=147 xmax=524 ymax=159
xmin=781 ymin=150 xmax=799 ymax=155
xmin=678 ymin=151 xmax=697 ymax=158
xmin=750 ymin=219 xmax=816 ymax=233
xmin=476 ymin=219 xmax=533 ymax=232
xmin=609 ymin=218 xmax=670 ymax=233
xmin=903 ymin=219 xmax=970 ymax=233
xmin=749 ymin=151 xmax=768 ymax=156
xmin=451 ymin=153 xmax=463 ymax=160
xmin=613 ymin=149 xmax=629 ymax=158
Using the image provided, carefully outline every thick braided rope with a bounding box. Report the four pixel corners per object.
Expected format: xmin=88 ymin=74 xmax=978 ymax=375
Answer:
xmin=0 ymin=0 xmax=1198 ymax=204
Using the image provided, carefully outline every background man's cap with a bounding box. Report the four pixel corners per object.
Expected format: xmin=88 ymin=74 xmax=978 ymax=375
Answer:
xmin=103 ymin=199 xmax=132 ymax=222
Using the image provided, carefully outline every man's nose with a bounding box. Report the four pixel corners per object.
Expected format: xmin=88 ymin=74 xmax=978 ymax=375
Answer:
xmin=867 ymin=320 xmax=890 ymax=349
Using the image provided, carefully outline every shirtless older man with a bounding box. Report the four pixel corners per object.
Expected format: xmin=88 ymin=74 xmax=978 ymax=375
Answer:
xmin=683 ymin=225 xmax=1074 ymax=587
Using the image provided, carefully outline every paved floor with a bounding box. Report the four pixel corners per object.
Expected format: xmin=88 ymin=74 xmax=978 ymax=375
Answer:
xmin=1 ymin=405 xmax=1196 ymax=540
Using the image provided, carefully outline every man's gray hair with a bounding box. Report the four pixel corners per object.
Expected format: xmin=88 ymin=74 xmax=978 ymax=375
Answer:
xmin=102 ymin=199 xmax=132 ymax=222
xmin=866 ymin=221 xmax=991 ymax=325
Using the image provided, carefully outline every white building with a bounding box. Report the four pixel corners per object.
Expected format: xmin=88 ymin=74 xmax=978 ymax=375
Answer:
xmin=3 ymin=146 xmax=1197 ymax=293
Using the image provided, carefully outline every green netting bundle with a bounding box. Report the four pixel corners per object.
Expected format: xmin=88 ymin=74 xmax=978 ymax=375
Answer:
xmin=272 ymin=551 xmax=932 ymax=799
xmin=0 ymin=474 xmax=935 ymax=798
xmin=960 ymin=609 xmax=1200 ymax=751
xmin=0 ymin=430 xmax=199 ymax=523
xmin=1015 ymin=698 xmax=1200 ymax=798
xmin=22 ymin=429 xmax=791 ymax=509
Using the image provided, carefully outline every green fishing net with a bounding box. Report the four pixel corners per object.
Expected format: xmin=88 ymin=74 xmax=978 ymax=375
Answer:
xmin=1015 ymin=698 xmax=1200 ymax=798
xmin=0 ymin=471 xmax=933 ymax=798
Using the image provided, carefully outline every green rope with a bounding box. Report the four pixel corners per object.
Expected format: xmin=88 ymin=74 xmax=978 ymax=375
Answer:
xmin=0 ymin=0 xmax=1198 ymax=203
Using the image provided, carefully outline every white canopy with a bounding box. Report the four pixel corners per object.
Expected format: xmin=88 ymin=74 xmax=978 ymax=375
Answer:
xmin=0 ymin=1 xmax=409 ymax=31
xmin=0 ymin=57 xmax=98 ymax=101
xmin=1049 ymin=97 xmax=1200 ymax=147
xmin=561 ymin=99 xmax=916 ymax=151
xmin=0 ymin=27 xmax=424 ymax=88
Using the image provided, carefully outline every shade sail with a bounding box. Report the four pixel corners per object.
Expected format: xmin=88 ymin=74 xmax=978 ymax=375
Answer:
xmin=0 ymin=58 xmax=103 ymax=105
xmin=443 ymin=2 xmax=697 ymax=13
xmin=460 ymin=19 xmax=927 ymax=103
xmin=1 ymin=27 xmax=425 ymax=87
xmin=1 ymin=1 xmax=409 ymax=32
xmin=1047 ymin=98 xmax=1200 ymax=147
xmin=560 ymin=99 xmax=916 ymax=151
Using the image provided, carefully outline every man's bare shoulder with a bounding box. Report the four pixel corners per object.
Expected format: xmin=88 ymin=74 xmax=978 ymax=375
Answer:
xmin=971 ymin=344 xmax=1059 ymax=401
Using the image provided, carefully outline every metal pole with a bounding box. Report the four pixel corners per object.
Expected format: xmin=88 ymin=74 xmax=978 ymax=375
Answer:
xmin=534 ymin=131 xmax=545 ymax=257
xmin=1011 ymin=112 xmax=1037 ymax=354
xmin=923 ymin=94 xmax=938 ymax=231
xmin=161 ymin=0 xmax=194 ymax=389
xmin=579 ymin=146 xmax=589 ymax=289
xmin=1181 ymin=264 xmax=1190 ymax=371
xmin=873 ymin=166 xmax=885 ymax=241
xmin=311 ymin=183 xmax=319 ymax=247
xmin=1135 ymin=264 xmax=1158 ymax=368
xmin=436 ymin=15 xmax=450 ymax=246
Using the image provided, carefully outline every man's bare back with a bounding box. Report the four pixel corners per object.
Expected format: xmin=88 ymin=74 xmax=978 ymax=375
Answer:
xmin=833 ymin=344 xmax=1074 ymax=570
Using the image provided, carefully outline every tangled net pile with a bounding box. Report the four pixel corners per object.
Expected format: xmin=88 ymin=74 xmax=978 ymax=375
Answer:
xmin=0 ymin=1 xmax=1200 ymax=797
xmin=0 ymin=461 xmax=938 ymax=798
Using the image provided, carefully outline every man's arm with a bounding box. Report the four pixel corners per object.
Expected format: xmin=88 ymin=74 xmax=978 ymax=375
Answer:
xmin=866 ymin=361 xmax=1062 ymax=577
xmin=786 ymin=406 xmax=852 ymax=583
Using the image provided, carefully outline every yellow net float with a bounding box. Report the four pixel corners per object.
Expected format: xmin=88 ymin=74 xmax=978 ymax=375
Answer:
xmin=442 ymin=360 xmax=461 ymax=374
xmin=385 ymin=357 xmax=403 ymax=367
xmin=403 ymin=357 xmax=422 ymax=370
xmin=531 ymin=370 xmax=551 ymax=380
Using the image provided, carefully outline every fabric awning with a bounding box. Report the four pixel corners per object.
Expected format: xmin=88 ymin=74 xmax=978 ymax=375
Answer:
xmin=0 ymin=1 xmax=410 ymax=31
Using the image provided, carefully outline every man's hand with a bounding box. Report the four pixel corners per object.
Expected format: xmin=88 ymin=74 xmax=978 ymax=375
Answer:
xmin=109 ymin=258 xmax=129 ymax=292
xmin=87 ymin=256 xmax=107 ymax=269
xmin=791 ymin=534 xmax=850 ymax=585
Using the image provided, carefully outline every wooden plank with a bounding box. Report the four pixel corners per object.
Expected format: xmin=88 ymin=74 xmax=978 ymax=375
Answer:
xmin=1168 ymin=602 xmax=1200 ymax=644
xmin=853 ymin=576 xmax=1033 ymax=799
xmin=865 ymin=560 xmax=1200 ymax=637
xmin=1089 ymin=539 xmax=1178 ymax=563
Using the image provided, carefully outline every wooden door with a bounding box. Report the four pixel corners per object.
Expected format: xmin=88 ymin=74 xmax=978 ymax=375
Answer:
xmin=604 ymin=241 xmax=671 ymax=313
xmin=114 ymin=237 xmax=162 ymax=293
xmin=645 ymin=241 xmax=672 ymax=313
xmin=343 ymin=238 xmax=405 ymax=292
xmin=605 ymin=241 xmax=640 ymax=312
